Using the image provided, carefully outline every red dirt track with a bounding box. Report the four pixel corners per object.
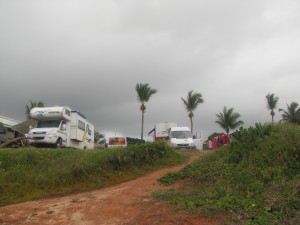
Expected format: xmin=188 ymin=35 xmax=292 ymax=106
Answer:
xmin=0 ymin=151 xmax=222 ymax=225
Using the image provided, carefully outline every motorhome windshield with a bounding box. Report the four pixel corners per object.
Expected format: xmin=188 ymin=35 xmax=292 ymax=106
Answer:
xmin=37 ymin=120 xmax=61 ymax=128
xmin=170 ymin=131 xmax=192 ymax=139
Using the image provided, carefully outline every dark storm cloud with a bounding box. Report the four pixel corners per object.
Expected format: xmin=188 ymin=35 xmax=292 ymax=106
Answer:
xmin=1 ymin=0 xmax=300 ymax=139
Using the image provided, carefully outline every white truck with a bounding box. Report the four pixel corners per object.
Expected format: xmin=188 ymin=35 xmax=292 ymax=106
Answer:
xmin=149 ymin=123 xmax=203 ymax=150
xmin=27 ymin=106 xmax=94 ymax=149
xmin=168 ymin=127 xmax=196 ymax=149
xmin=148 ymin=122 xmax=178 ymax=141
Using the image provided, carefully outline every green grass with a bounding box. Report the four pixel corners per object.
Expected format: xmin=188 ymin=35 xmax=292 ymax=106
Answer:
xmin=0 ymin=141 xmax=185 ymax=206
xmin=157 ymin=123 xmax=300 ymax=225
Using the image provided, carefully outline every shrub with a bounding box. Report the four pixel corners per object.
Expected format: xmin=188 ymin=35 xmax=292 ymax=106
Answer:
xmin=158 ymin=123 xmax=300 ymax=224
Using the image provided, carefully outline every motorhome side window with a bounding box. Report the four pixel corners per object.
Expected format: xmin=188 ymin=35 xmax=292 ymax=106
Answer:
xmin=78 ymin=120 xmax=85 ymax=131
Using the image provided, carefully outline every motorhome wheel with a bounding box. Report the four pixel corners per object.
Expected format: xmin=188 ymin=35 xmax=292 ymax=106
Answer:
xmin=55 ymin=138 xmax=62 ymax=148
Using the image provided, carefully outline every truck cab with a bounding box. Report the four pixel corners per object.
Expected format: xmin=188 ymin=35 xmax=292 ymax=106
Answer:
xmin=28 ymin=119 xmax=67 ymax=148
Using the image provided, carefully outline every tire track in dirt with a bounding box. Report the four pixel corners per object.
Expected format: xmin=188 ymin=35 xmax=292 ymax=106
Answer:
xmin=0 ymin=151 xmax=221 ymax=225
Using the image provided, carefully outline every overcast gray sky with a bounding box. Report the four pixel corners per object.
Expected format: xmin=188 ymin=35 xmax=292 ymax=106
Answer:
xmin=1 ymin=0 xmax=299 ymax=140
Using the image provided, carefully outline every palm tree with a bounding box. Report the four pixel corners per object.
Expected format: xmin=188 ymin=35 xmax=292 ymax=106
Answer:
xmin=181 ymin=90 xmax=204 ymax=134
xmin=266 ymin=93 xmax=279 ymax=123
xmin=25 ymin=100 xmax=45 ymax=119
xmin=279 ymin=102 xmax=300 ymax=124
xmin=215 ymin=106 xmax=244 ymax=135
xmin=135 ymin=83 xmax=157 ymax=140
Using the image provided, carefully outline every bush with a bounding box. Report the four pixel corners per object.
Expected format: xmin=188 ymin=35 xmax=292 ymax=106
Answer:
xmin=0 ymin=141 xmax=183 ymax=206
xmin=158 ymin=123 xmax=300 ymax=224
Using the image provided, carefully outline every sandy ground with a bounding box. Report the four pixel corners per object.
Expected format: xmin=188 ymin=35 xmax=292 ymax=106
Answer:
xmin=0 ymin=151 xmax=222 ymax=225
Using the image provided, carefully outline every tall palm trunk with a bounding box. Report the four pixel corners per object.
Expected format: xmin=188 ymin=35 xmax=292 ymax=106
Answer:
xmin=266 ymin=94 xmax=279 ymax=124
xmin=271 ymin=110 xmax=274 ymax=123
xmin=141 ymin=109 xmax=144 ymax=140
xmin=189 ymin=116 xmax=193 ymax=134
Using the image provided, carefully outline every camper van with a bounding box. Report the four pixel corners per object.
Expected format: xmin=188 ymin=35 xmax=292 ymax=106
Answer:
xmin=168 ymin=127 xmax=195 ymax=149
xmin=27 ymin=106 xmax=94 ymax=149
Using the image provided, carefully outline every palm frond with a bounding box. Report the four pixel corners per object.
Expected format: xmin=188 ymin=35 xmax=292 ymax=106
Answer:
xmin=25 ymin=100 xmax=45 ymax=119
xmin=266 ymin=93 xmax=279 ymax=110
xmin=279 ymin=102 xmax=300 ymax=124
xmin=215 ymin=106 xmax=244 ymax=134
xmin=136 ymin=83 xmax=157 ymax=103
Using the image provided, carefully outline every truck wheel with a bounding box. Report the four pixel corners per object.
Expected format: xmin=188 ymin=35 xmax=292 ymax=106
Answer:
xmin=55 ymin=138 xmax=62 ymax=148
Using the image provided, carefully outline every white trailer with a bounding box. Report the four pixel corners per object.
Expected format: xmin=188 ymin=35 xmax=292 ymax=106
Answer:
xmin=148 ymin=122 xmax=177 ymax=141
xmin=27 ymin=106 xmax=94 ymax=149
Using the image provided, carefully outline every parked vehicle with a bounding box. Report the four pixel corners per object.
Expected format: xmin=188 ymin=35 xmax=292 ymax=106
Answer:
xmin=107 ymin=136 xmax=145 ymax=148
xmin=148 ymin=122 xmax=177 ymax=141
xmin=168 ymin=127 xmax=195 ymax=149
xmin=26 ymin=106 xmax=94 ymax=149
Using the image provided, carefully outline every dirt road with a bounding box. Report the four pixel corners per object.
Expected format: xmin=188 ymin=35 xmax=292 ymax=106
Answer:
xmin=0 ymin=151 xmax=221 ymax=225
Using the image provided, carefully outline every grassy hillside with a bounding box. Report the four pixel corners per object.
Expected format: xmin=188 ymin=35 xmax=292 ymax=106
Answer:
xmin=157 ymin=124 xmax=300 ymax=225
xmin=0 ymin=141 xmax=184 ymax=206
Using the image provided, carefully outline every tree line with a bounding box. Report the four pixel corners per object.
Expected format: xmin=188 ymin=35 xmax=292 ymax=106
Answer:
xmin=25 ymin=87 xmax=300 ymax=141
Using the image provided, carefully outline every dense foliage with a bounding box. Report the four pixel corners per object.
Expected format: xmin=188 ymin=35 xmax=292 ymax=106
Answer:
xmin=158 ymin=123 xmax=300 ymax=225
xmin=0 ymin=141 xmax=183 ymax=206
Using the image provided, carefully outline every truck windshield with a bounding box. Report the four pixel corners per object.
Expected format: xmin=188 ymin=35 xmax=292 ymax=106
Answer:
xmin=170 ymin=131 xmax=192 ymax=139
xmin=37 ymin=120 xmax=61 ymax=128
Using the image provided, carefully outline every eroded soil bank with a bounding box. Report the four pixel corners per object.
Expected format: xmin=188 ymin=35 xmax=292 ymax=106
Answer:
xmin=0 ymin=151 xmax=222 ymax=225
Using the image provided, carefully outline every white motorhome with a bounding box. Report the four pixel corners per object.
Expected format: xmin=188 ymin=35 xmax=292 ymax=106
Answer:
xmin=168 ymin=127 xmax=195 ymax=149
xmin=148 ymin=122 xmax=177 ymax=141
xmin=27 ymin=106 xmax=94 ymax=149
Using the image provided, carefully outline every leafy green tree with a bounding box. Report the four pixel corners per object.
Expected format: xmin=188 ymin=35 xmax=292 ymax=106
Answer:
xmin=266 ymin=93 xmax=279 ymax=123
xmin=181 ymin=90 xmax=204 ymax=134
xmin=215 ymin=106 xmax=244 ymax=135
xmin=135 ymin=83 xmax=158 ymax=140
xmin=279 ymin=102 xmax=300 ymax=124
xmin=25 ymin=100 xmax=45 ymax=119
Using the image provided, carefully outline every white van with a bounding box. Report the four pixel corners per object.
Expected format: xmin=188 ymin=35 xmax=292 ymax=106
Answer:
xmin=168 ymin=127 xmax=195 ymax=149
